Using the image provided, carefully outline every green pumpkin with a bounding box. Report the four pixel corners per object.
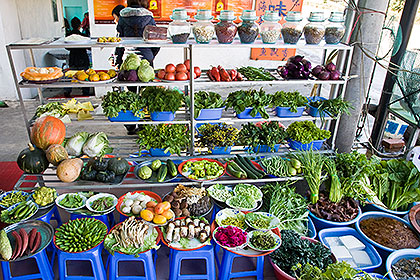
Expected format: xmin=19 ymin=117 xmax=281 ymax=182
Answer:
xmin=107 ymin=157 xmax=130 ymax=175
xmin=17 ymin=143 xmax=49 ymax=174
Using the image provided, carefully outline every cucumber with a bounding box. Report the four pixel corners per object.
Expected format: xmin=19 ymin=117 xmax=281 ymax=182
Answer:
xmin=236 ymin=155 xmax=264 ymax=179
xmin=233 ymin=158 xmax=259 ymax=179
xmin=166 ymin=159 xmax=177 ymax=177
xmin=157 ymin=165 xmax=168 ymax=182
xmin=242 ymin=156 xmax=266 ymax=177
xmin=226 ymin=162 xmax=246 ymax=179
xmin=229 ymin=161 xmax=247 ymax=175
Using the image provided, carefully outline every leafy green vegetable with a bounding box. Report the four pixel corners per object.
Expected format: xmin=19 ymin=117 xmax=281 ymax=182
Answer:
xmin=286 ymin=121 xmax=331 ymax=144
xmin=225 ymin=88 xmax=272 ymax=119
xmin=185 ymin=91 xmax=225 ymax=119
xmin=102 ymin=90 xmax=145 ymax=118
xmin=271 ymin=91 xmax=308 ymax=112
xmin=293 ymin=261 xmax=377 ymax=280
xmin=324 ymin=158 xmax=342 ymax=203
xmin=270 ymin=230 xmax=333 ymax=276
xmin=198 ymin=123 xmax=239 ymax=150
xmin=237 ymin=66 xmax=277 ymax=81
xmin=137 ymin=59 xmax=155 ymax=82
xmin=65 ymin=132 xmax=90 ymax=156
xmin=238 ymin=121 xmax=288 ymax=150
xmin=35 ymin=102 xmax=68 ymax=118
xmin=136 ymin=124 xmax=190 ymax=156
xmin=104 ymin=229 xmax=159 ymax=257
xmin=82 ymin=132 xmax=113 ymax=157
xmin=261 ymin=182 xmax=309 ymax=235
xmin=120 ymin=53 xmax=141 ymax=71
xmin=309 ymin=98 xmax=354 ymax=122
xmin=0 ymin=230 xmax=12 ymax=261
xmin=141 ymin=87 xmax=184 ymax=113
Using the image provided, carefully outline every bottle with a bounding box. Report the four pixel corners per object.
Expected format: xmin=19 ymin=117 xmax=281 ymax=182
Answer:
xmin=303 ymin=11 xmax=325 ymax=45
xmin=168 ymin=9 xmax=190 ymax=44
xmin=260 ymin=10 xmax=281 ymax=44
xmin=325 ymin=12 xmax=345 ymax=44
xmin=281 ymin=11 xmax=304 ymax=44
xmin=215 ymin=10 xmax=237 ymax=44
xmin=192 ymin=9 xmax=215 ymax=44
xmin=237 ymin=10 xmax=259 ymax=44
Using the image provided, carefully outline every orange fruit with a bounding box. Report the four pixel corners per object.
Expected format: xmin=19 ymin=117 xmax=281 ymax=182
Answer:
xmin=154 ymin=203 xmax=165 ymax=215
xmin=140 ymin=209 xmax=154 ymax=222
xmin=161 ymin=210 xmax=173 ymax=220
xmin=153 ymin=215 xmax=167 ymax=225
xmin=146 ymin=201 xmax=157 ymax=208
xmin=161 ymin=201 xmax=171 ymax=211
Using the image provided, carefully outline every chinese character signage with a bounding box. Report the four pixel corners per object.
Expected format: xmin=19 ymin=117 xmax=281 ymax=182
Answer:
xmin=251 ymin=0 xmax=303 ymax=61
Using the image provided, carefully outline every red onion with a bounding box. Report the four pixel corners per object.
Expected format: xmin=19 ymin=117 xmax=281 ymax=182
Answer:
xmin=330 ymin=70 xmax=341 ymax=80
xmin=326 ymin=62 xmax=336 ymax=72
xmin=318 ymin=71 xmax=330 ymax=80
xmin=312 ymin=65 xmax=324 ymax=77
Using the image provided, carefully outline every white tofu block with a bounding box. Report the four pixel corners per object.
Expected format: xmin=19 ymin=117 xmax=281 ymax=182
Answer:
xmin=325 ymin=237 xmax=342 ymax=247
xmin=351 ymin=250 xmax=372 ymax=266
xmin=331 ymin=245 xmax=352 ymax=259
xmin=340 ymin=235 xmax=366 ymax=250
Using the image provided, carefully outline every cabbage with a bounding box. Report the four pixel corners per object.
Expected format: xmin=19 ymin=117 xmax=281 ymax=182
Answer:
xmin=137 ymin=59 xmax=155 ymax=82
xmin=120 ymin=53 xmax=141 ymax=71
xmin=82 ymin=132 xmax=113 ymax=157
xmin=65 ymin=132 xmax=89 ymax=156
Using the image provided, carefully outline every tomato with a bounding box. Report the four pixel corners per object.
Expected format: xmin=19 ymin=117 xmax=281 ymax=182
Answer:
xmin=165 ymin=64 xmax=176 ymax=73
xmin=165 ymin=72 xmax=175 ymax=80
xmin=186 ymin=72 xmax=197 ymax=80
xmin=184 ymin=59 xmax=190 ymax=71
xmin=157 ymin=69 xmax=166 ymax=79
xmin=176 ymin=63 xmax=187 ymax=73
xmin=194 ymin=66 xmax=201 ymax=78
xmin=175 ymin=72 xmax=188 ymax=80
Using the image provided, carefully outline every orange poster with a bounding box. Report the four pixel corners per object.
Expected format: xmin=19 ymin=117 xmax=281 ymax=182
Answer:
xmin=251 ymin=0 xmax=303 ymax=61
xmin=94 ymin=0 xmax=126 ymax=24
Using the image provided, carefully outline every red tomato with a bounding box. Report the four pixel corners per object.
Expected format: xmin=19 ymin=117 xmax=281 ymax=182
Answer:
xmin=165 ymin=72 xmax=175 ymax=80
xmin=194 ymin=66 xmax=201 ymax=78
xmin=157 ymin=69 xmax=166 ymax=79
xmin=187 ymin=72 xmax=197 ymax=80
xmin=175 ymin=72 xmax=188 ymax=80
xmin=184 ymin=59 xmax=190 ymax=71
xmin=176 ymin=63 xmax=187 ymax=73
xmin=165 ymin=64 xmax=176 ymax=73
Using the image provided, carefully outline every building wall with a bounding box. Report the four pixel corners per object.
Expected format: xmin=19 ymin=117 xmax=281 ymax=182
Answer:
xmin=62 ymin=0 xmax=89 ymax=24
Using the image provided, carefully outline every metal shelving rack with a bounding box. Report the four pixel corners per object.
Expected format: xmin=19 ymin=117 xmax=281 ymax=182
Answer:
xmin=7 ymin=37 xmax=353 ymax=190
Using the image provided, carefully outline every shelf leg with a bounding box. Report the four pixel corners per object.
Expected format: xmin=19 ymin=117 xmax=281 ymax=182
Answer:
xmin=189 ymin=44 xmax=195 ymax=156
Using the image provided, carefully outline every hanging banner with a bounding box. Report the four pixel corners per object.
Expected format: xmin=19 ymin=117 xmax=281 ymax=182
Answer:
xmin=251 ymin=0 xmax=303 ymax=61
xmin=93 ymin=0 xmax=252 ymax=24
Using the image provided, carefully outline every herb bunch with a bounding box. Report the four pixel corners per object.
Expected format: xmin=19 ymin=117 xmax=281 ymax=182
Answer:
xmin=309 ymin=98 xmax=354 ymax=121
xmin=141 ymin=86 xmax=184 ymax=113
xmin=185 ymin=91 xmax=225 ymax=119
xmin=271 ymin=91 xmax=308 ymax=112
xmin=102 ymin=90 xmax=145 ymax=118
xmin=292 ymin=261 xmax=376 ymax=280
xmin=238 ymin=121 xmax=288 ymax=151
xmin=225 ymin=88 xmax=272 ymax=119
xmin=237 ymin=66 xmax=277 ymax=81
xmin=198 ymin=123 xmax=239 ymax=150
xmin=286 ymin=121 xmax=331 ymax=144
xmin=136 ymin=124 xmax=190 ymax=155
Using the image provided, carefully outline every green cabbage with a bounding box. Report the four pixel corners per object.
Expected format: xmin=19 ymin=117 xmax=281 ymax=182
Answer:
xmin=82 ymin=132 xmax=113 ymax=157
xmin=121 ymin=53 xmax=141 ymax=71
xmin=65 ymin=132 xmax=89 ymax=156
xmin=137 ymin=59 xmax=155 ymax=82
xmin=104 ymin=229 xmax=160 ymax=257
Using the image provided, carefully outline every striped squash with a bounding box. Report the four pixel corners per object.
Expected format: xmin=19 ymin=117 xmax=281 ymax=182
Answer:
xmin=30 ymin=116 xmax=66 ymax=150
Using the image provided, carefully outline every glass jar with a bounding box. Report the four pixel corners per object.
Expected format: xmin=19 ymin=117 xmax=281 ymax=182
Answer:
xmin=237 ymin=10 xmax=259 ymax=44
xmin=325 ymin=12 xmax=345 ymax=44
xmin=168 ymin=9 xmax=191 ymax=44
xmin=192 ymin=9 xmax=215 ymax=44
xmin=260 ymin=11 xmax=281 ymax=44
xmin=215 ymin=10 xmax=237 ymax=44
xmin=303 ymin=12 xmax=325 ymax=44
xmin=282 ymin=11 xmax=304 ymax=44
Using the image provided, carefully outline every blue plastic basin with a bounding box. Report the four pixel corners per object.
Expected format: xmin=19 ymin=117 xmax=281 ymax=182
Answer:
xmin=150 ymin=111 xmax=175 ymax=121
xmin=108 ymin=110 xmax=143 ymax=122
xmin=309 ymin=205 xmax=362 ymax=231
xmin=362 ymin=202 xmax=413 ymax=218
xmin=252 ymin=144 xmax=281 ymax=153
xmin=288 ymin=139 xmax=326 ymax=151
xmin=355 ymin=211 xmax=420 ymax=259
xmin=196 ymin=107 xmax=225 ymax=120
xmin=149 ymin=148 xmax=171 ymax=157
xmin=236 ymin=107 xmax=262 ymax=119
xmin=210 ymin=146 xmax=232 ymax=155
xmin=386 ymin=249 xmax=420 ymax=280
xmin=307 ymin=216 xmax=317 ymax=239
xmin=318 ymin=227 xmax=382 ymax=273
xmin=307 ymin=96 xmax=327 ymax=117
xmin=275 ymin=106 xmax=305 ymax=118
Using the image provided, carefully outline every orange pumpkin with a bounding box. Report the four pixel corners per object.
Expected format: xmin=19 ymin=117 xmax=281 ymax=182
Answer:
xmin=31 ymin=116 xmax=65 ymax=150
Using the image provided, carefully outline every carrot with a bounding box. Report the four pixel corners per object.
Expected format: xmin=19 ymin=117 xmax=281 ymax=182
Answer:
xmin=30 ymin=232 xmax=41 ymax=254
xmin=28 ymin=228 xmax=37 ymax=251
xmin=18 ymin=229 xmax=28 ymax=258
xmin=11 ymin=231 xmax=21 ymax=260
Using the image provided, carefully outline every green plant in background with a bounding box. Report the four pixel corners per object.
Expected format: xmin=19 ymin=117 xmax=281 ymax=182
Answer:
xmin=225 ymin=88 xmax=272 ymax=118
xmin=271 ymin=91 xmax=308 ymax=112
xmin=136 ymin=124 xmax=190 ymax=155
xmin=102 ymin=90 xmax=145 ymax=118
xmin=238 ymin=121 xmax=288 ymax=151
xmin=185 ymin=91 xmax=225 ymax=118
xmin=141 ymin=86 xmax=184 ymax=113
xmin=198 ymin=123 xmax=239 ymax=150
xmin=309 ymin=98 xmax=353 ymax=121
xmin=286 ymin=121 xmax=331 ymax=144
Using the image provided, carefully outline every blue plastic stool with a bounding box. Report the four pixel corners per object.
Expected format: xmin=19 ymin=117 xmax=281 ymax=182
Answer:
xmin=1 ymin=247 xmax=53 ymax=280
xmin=70 ymin=212 xmax=114 ymax=229
xmin=216 ymin=245 xmax=264 ymax=280
xmin=57 ymin=243 xmax=106 ymax=280
xmin=169 ymin=245 xmax=216 ymax=280
xmin=107 ymin=250 xmax=157 ymax=280
xmin=37 ymin=205 xmax=62 ymax=227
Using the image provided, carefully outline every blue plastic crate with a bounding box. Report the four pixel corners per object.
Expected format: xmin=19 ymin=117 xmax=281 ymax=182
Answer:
xmin=150 ymin=111 xmax=175 ymax=121
xmin=236 ymin=107 xmax=262 ymax=119
xmin=275 ymin=106 xmax=305 ymax=118
xmin=196 ymin=107 xmax=224 ymax=120
xmin=288 ymin=139 xmax=325 ymax=151
xmin=108 ymin=110 xmax=142 ymax=122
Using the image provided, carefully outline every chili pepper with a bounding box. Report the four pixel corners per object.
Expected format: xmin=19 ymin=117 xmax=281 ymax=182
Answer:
xmin=229 ymin=69 xmax=237 ymax=81
xmin=236 ymin=72 xmax=244 ymax=81
xmin=211 ymin=67 xmax=220 ymax=82
xmin=207 ymin=70 xmax=215 ymax=81
xmin=218 ymin=66 xmax=231 ymax=82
